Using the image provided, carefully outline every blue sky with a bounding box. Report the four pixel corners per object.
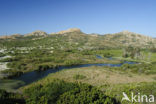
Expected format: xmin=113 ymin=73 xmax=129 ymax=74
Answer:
xmin=0 ymin=0 xmax=156 ymax=37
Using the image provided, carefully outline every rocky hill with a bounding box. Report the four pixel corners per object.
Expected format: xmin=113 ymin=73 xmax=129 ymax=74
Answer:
xmin=52 ymin=28 xmax=82 ymax=35
xmin=0 ymin=31 xmax=47 ymax=39
xmin=0 ymin=28 xmax=155 ymax=49
xmin=0 ymin=34 xmax=22 ymax=39
xmin=102 ymin=30 xmax=155 ymax=48
xmin=24 ymin=30 xmax=48 ymax=37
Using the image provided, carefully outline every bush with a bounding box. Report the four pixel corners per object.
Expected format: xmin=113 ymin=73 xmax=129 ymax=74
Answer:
xmin=57 ymin=83 xmax=120 ymax=104
xmin=103 ymin=52 xmax=113 ymax=58
xmin=24 ymin=79 xmax=78 ymax=104
xmin=64 ymin=60 xmax=83 ymax=66
xmin=151 ymin=48 xmax=156 ymax=53
xmin=105 ymin=82 xmax=156 ymax=104
xmin=24 ymin=79 xmax=119 ymax=104
xmin=0 ymin=58 xmax=13 ymax=62
xmin=38 ymin=64 xmax=50 ymax=71
xmin=0 ymin=52 xmax=5 ymax=57
xmin=0 ymin=89 xmax=24 ymax=104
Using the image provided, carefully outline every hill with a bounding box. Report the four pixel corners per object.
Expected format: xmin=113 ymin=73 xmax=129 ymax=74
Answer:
xmin=0 ymin=28 xmax=155 ymax=49
xmin=103 ymin=30 xmax=155 ymax=48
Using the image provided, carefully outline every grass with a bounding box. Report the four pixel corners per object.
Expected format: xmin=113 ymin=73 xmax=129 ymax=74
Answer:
xmin=94 ymin=49 xmax=156 ymax=63
xmin=114 ymin=51 xmax=156 ymax=63
xmin=148 ymin=52 xmax=156 ymax=62
xmin=23 ymin=66 xmax=156 ymax=89
xmin=73 ymin=74 xmax=86 ymax=80
xmin=0 ymin=79 xmax=25 ymax=92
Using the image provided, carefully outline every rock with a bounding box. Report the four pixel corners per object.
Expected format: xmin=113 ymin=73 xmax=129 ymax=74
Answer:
xmin=54 ymin=28 xmax=81 ymax=34
xmin=25 ymin=30 xmax=47 ymax=37
xmin=0 ymin=34 xmax=22 ymax=39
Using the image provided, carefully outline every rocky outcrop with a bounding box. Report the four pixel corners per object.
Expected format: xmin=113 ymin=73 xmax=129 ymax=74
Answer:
xmin=53 ymin=28 xmax=82 ymax=34
xmin=0 ymin=34 xmax=22 ymax=39
xmin=103 ymin=30 xmax=156 ymax=48
xmin=24 ymin=30 xmax=48 ymax=37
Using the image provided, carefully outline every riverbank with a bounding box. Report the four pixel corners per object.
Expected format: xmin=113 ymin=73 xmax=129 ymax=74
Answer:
xmin=24 ymin=66 xmax=156 ymax=89
xmin=0 ymin=61 xmax=137 ymax=91
xmin=1 ymin=48 xmax=156 ymax=79
xmin=0 ymin=54 xmax=122 ymax=79
xmin=21 ymin=66 xmax=156 ymax=104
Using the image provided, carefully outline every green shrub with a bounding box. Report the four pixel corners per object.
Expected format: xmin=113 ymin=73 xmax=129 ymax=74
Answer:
xmin=105 ymin=82 xmax=156 ymax=104
xmin=57 ymin=83 xmax=120 ymax=104
xmin=24 ymin=79 xmax=119 ymax=104
xmin=103 ymin=52 xmax=113 ymax=58
xmin=24 ymin=79 xmax=78 ymax=104
xmin=0 ymin=89 xmax=24 ymax=104
xmin=64 ymin=60 xmax=83 ymax=66
xmin=0 ymin=52 xmax=5 ymax=57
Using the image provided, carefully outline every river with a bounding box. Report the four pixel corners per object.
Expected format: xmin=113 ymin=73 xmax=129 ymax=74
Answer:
xmin=0 ymin=55 xmax=137 ymax=91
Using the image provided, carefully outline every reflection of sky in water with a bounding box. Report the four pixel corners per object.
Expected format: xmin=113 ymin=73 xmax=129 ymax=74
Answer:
xmin=96 ymin=55 xmax=103 ymax=59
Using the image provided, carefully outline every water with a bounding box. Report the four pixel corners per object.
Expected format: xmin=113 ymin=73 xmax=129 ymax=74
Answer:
xmin=0 ymin=56 xmax=137 ymax=91
xmin=96 ymin=55 xmax=116 ymax=60
xmin=96 ymin=55 xmax=103 ymax=59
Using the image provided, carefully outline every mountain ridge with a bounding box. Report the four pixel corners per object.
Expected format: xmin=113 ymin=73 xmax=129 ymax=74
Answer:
xmin=0 ymin=28 xmax=154 ymax=38
xmin=0 ymin=28 xmax=155 ymax=49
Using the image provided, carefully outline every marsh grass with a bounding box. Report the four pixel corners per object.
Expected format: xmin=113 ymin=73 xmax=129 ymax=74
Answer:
xmin=0 ymin=79 xmax=25 ymax=92
xmin=23 ymin=66 xmax=156 ymax=90
xmin=73 ymin=74 xmax=86 ymax=80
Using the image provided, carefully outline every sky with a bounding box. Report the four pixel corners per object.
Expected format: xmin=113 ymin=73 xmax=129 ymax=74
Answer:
xmin=0 ymin=0 xmax=156 ymax=37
